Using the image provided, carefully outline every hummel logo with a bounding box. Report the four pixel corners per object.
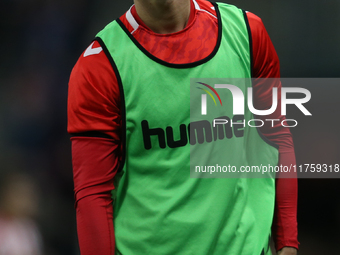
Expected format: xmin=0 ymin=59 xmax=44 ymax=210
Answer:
xmin=84 ymin=42 xmax=103 ymax=57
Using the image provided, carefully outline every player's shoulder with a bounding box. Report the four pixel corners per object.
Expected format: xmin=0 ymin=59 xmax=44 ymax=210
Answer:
xmin=82 ymin=41 xmax=103 ymax=59
xmin=70 ymin=40 xmax=108 ymax=81
xmin=245 ymin=11 xmax=264 ymax=27
xmin=244 ymin=11 xmax=269 ymax=40
xmin=77 ymin=40 xmax=105 ymax=66
xmin=68 ymin=39 xmax=119 ymax=105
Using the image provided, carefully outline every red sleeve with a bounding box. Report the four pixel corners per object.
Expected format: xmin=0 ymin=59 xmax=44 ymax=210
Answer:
xmin=68 ymin=40 xmax=121 ymax=255
xmin=72 ymin=137 xmax=117 ymax=255
xmin=247 ymin=12 xmax=299 ymax=251
xmin=67 ymin=40 xmax=121 ymax=140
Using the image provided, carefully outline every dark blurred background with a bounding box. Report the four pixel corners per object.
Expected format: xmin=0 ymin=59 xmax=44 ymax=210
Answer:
xmin=0 ymin=0 xmax=339 ymax=254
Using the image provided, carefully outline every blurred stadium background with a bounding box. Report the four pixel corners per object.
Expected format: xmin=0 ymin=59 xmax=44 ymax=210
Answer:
xmin=0 ymin=0 xmax=339 ymax=254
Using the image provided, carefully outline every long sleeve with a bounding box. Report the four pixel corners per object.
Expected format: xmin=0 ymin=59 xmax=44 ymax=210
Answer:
xmin=68 ymin=40 xmax=121 ymax=255
xmin=247 ymin=12 xmax=299 ymax=251
xmin=72 ymin=137 xmax=118 ymax=255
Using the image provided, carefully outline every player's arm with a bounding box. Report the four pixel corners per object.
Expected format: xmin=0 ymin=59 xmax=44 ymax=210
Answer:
xmin=68 ymin=40 xmax=121 ymax=255
xmin=246 ymin=12 xmax=299 ymax=253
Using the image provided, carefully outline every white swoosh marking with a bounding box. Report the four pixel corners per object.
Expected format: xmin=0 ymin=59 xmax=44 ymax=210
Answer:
xmin=84 ymin=42 xmax=103 ymax=57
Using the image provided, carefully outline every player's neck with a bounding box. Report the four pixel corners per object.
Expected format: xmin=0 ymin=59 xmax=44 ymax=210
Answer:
xmin=134 ymin=0 xmax=191 ymax=34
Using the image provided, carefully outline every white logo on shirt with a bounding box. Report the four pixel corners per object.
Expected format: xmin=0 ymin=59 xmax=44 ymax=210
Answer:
xmin=84 ymin=42 xmax=103 ymax=57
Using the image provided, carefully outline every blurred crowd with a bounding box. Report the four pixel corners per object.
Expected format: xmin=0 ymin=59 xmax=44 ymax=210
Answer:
xmin=0 ymin=173 xmax=42 ymax=255
xmin=0 ymin=0 xmax=95 ymax=254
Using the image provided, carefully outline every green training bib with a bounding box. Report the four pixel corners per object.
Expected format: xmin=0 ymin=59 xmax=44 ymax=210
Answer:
xmin=96 ymin=2 xmax=278 ymax=255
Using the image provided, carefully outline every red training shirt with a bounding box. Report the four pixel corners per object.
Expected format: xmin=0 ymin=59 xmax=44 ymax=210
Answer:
xmin=68 ymin=0 xmax=299 ymax=254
